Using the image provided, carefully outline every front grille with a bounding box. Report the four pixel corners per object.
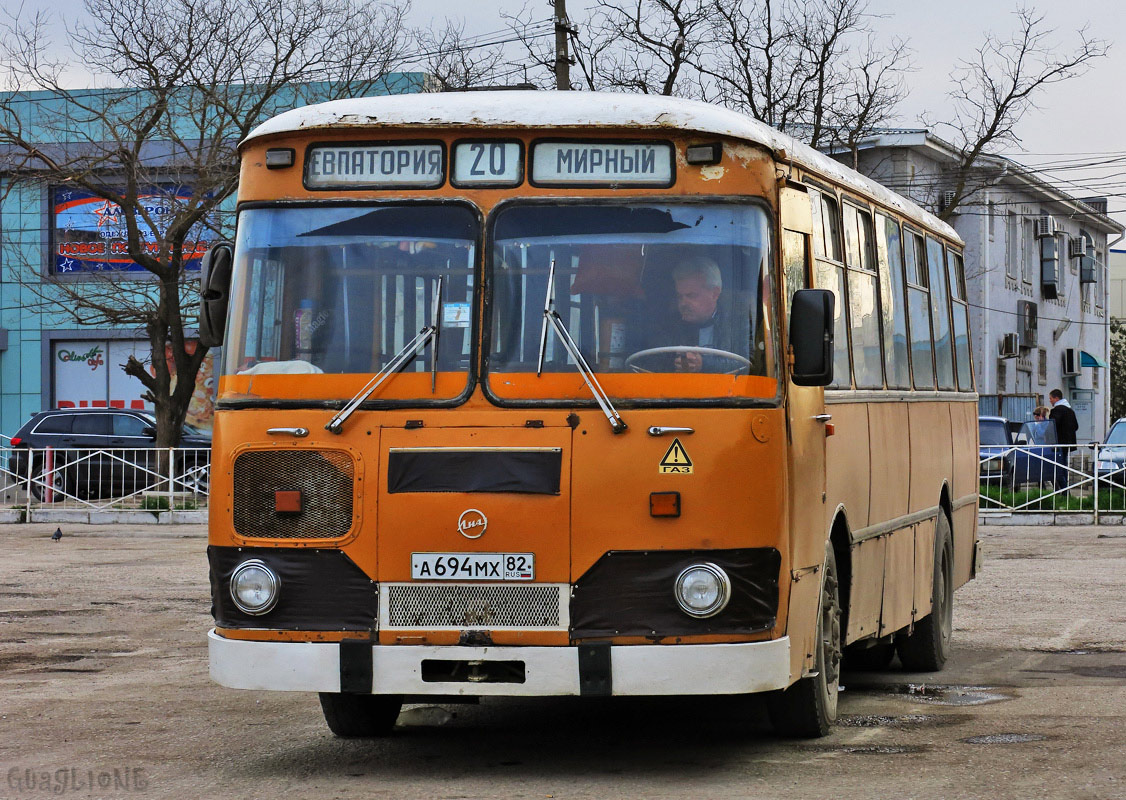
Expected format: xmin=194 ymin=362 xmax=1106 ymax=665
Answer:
xmin=233 ymin=450 xmax=354 ymax=540
xmin=383 ymin=583 xmax=566 ymax=629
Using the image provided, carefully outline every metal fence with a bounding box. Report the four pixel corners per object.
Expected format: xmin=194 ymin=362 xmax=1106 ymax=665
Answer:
xmin=979 ymin=442 xmax=1126 ymax=516
xmin=1 ymin=442 xmax=210 ymax=513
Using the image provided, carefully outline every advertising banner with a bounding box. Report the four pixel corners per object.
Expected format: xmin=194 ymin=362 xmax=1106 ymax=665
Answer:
xmin=52 ymin=339 xmax=214 ymax=431
xmin=51 ymin=186 xmax=213 ymax=273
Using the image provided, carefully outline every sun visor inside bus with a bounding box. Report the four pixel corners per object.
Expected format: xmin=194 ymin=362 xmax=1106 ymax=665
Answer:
xmin=387 ymin=448 xmax=563 ymax=494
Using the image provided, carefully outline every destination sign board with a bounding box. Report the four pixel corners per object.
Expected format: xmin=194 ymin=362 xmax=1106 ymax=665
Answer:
xmin=305 ymin=143 xmax=444 ymax=188
xmin=452 ymin=142 xmax=522 ymax=186
xmin=531 ymin=142 xmax=673 ymax=186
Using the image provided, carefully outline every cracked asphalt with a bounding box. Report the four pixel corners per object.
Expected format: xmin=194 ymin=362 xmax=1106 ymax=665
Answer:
xmin=0 ymin=522 xmax=1124 ymax=799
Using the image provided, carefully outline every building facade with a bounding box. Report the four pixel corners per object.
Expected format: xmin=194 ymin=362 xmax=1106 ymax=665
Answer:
xmin=832 ymin=131 xmax=1124 ymax=441
xmin=0 ymin=77 xmax=424 ymax=439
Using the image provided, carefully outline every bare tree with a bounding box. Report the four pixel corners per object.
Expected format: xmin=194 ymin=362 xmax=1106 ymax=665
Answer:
xmin=0 ymin=0 xmax=410 ymax=447
xmin=416 ymin=18 xmax=510 ymax=91
xmin=696 ymin=0 xmax=909 ymax=150
xmin=936 ymin=7 xmax=1108 ymax=220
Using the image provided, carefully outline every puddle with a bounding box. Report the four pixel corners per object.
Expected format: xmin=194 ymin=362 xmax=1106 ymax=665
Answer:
xmin=961 ymin=733 xmax=1048 ymax=745
xmin=799 ymin=744 xmax=929 ymax=755
xmin=839 ymin=713 xmax=969 ymax=729
xmin=0 ymin=609 xmax=98 ymax=619
xmin=888 ymin=684 xmax=1013 ymax=706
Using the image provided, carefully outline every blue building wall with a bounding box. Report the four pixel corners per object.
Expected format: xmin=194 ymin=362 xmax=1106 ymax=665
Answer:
xmin=0 ymin=75 xmax=426 ymax=438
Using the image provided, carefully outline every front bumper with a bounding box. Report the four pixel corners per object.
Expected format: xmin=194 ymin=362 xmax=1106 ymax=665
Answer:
xmin=208 ymin=630 xmax=791 ymax=696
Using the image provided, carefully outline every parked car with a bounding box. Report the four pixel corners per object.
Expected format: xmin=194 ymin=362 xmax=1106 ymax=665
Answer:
xmin=1096 ymin=418 xmax=1126 ymax=481
xmin=1007 ymin=419 xmax=1068 ymax=489
xmin=6 ymin=408 xmax=210 ymax=500
xmin=978 ymin=416 xmax=1013 ymax=479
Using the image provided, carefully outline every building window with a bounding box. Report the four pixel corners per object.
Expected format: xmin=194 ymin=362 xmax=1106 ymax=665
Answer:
xmin=997 ymin=359 xmax=1007 ymax=392
xmin=1006 ymin=212 xmax=1019 ymax=279
xmin=1038 ymin=347 xmax=1047 ymax=385
xmin=1023 ymin=217 xmax=1035 ymax=283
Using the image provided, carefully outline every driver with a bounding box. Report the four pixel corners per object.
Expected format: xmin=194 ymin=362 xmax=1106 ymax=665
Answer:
xmin=668 ymin=256 xmax=731 ymax=372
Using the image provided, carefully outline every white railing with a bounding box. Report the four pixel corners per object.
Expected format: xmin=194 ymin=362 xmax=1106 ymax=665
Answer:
xmin=1 ymin=445 xmax=210 ymax=513
xmin=979 ymin=442 xmax=1126 ymax=516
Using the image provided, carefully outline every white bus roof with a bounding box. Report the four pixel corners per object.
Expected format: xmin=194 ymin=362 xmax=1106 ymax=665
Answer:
xmin=245 ymin=91 xmax=961 ymax=243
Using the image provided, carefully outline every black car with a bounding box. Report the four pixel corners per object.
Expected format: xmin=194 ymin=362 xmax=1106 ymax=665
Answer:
xmin=7 ymin=408 xmax=210 ymax=500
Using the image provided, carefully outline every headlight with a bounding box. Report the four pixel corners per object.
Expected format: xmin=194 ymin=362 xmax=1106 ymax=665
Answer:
xmin=1098 ymin=461 xmax=1117 ymax=471
xmin=230 ymin=559 xmax=280 ymax=615
xmin=674 ymin=563 xmax=731 ymax=618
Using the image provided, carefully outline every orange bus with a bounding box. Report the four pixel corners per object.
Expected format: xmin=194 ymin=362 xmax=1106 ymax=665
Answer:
xmin=202 ymin=92 xmax=980 ymax=738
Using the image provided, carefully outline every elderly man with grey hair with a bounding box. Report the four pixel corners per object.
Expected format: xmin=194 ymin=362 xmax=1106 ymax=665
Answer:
xmin=668 ymin=255 xmax=729 ymax=372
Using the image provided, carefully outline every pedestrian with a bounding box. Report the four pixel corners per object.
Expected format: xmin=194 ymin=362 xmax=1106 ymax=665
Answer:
xmin=1033 ymin=406 xmax=1050 ymax=422
xmin=1048 ymin=389 xmax=1079 ymax=446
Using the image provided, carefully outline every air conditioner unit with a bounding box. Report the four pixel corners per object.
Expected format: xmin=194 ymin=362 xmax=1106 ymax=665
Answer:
xmin=1018 ymin=300 xmax=1038 ymax=347
xmin=1035 ymin=215 xmax=1057 ymax=238
xmin=1062 ymin=347 xmax=1081 ymax=377
xmin=1069 ymin=236 xmax=1087 ymax=259
xmin=999 ymin=332 xmax=1020 ymax=358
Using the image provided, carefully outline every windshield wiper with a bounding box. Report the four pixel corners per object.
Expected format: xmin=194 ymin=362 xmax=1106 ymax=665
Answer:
xmin=326 ymin=276 xmax=443 ymax=435
xmin=536 ymin=259 xmax=627 ymax=434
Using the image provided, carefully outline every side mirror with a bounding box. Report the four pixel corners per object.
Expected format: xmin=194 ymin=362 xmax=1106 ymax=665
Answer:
xmin=789 ymin=289 xmax=834 ymax=387
xmin=199 ymin=241 xmax=234 ymax=348
xmin=142 ymin=425 xmax=157 ymax=439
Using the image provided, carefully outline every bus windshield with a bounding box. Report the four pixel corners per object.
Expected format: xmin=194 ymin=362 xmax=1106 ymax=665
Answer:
xmin=222 ymin=204 xmax=477 ymax=399
xmin=488 ymin=201 xmax=776 ymax=401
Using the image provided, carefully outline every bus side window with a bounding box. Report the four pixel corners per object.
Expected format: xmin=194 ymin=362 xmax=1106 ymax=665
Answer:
xmin=809 ymin=191 xmax=851 ymax=389
xmin=843 ymin=204 xmax=882 ymax=389
xmin=876 ymin=214 xmax=911 ymax=389
xmin=947 ymin=248 xmax=974 ymax=391
xmin=927 ymin=236 xmax=956 ymax=391
xmin=782 ymin=229 xmax=809 ymax=313
xmin=904 ymin=230 xmax=935 ymax=389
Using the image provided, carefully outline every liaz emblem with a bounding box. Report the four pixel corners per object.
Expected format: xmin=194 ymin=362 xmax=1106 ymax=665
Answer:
xmin=458 ymin=508 xmax=488 ymax=539
xmin=659 ymin=438 xmax=694 ymax=474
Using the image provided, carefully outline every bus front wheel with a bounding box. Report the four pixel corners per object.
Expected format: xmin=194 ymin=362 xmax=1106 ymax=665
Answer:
xmin=767 ymin=545 xmax=841 ymax=738
xmin=318 ymin=692 xmax=403 ymax=738
xmin=896 ymin=513 xmax=954 ymax=672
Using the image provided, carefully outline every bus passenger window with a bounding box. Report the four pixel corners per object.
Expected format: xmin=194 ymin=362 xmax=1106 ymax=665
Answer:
xmin=876 ymin=214 xmax=911 ymax=389
xmin=904 ymin=230 xmax=934 ymax=389
xmin=927 ymin=237 xmax=956 ymax=391
xmin=948 ymin=249 xmax=973 ymax=391
xmin=844 ymin=205 xmax=882 ymax=389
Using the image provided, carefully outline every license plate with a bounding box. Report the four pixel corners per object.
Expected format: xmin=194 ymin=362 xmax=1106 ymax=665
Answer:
xmin=411 ymin=552 xmax=535 ymax=581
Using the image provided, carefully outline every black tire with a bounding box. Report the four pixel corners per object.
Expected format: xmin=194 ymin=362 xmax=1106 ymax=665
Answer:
xmin=318 ymin=693 xmax=402 ymax=738
xmin=31 ymin=465 xmax=65 ymax=503
xmin=843 ymin=640 xmax=895 ymax=671
xmin=767 ymin=545 xmax=841 ymax=738
xmin=896 ymin=513 xmax=954 ymax=672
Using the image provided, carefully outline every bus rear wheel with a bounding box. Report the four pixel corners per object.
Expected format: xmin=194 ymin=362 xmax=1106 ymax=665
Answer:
xmin=896 ymin=513 xmax=954 ymax=672
xmin=767 ymin=545 xmax=841 ymax=738
xmin=318 ymin=693 xmax=403 ymax=738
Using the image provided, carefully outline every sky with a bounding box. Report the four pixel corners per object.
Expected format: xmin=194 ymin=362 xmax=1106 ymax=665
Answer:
xmin=407 ymin=0 xmax=1126 ymax=221
xmin=21 ymin=0 xmax=1126 ymax=221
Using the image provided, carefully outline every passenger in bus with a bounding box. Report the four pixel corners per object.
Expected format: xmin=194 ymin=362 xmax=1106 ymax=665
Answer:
xmin=668 ymin=255 xmax=732 ymax=372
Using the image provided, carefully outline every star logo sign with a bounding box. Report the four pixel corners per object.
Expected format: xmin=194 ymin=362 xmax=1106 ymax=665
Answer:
xmin=93 ymin=200 xmax=120 ymax=229
xmin=59 ymin=258 xmax=75 ymax=272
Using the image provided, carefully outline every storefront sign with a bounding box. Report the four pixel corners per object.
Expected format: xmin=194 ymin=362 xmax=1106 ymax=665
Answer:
xmin=51 ymin=187 xmax=212 ymax=273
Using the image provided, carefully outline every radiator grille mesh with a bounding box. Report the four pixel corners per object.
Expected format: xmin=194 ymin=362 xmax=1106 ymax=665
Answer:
xmin=386 ymin=584 xmax=564 ymax=628
xmin=233 ymin=450 xmax=354 ymax=539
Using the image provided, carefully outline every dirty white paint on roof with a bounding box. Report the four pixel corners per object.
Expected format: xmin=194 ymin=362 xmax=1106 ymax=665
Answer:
xmin=245 ymin=91 xmax=960 ymax=243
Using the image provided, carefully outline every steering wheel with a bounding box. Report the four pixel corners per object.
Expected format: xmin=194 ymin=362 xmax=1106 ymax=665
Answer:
xmin=625 ymin=346 xmax=751 ymax=375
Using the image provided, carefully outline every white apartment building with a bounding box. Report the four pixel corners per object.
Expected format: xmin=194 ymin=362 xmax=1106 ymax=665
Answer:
xmin=831 ymin=130 xmax=1124 ymax=441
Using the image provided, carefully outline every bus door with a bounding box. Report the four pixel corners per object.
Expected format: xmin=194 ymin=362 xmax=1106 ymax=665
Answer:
xmin=780 ymin=185 xmax=829 ymax=676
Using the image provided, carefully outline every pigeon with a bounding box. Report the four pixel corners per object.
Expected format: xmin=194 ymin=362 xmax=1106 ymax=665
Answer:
xmin=51 ymin=528 xmax=62 ymax=542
